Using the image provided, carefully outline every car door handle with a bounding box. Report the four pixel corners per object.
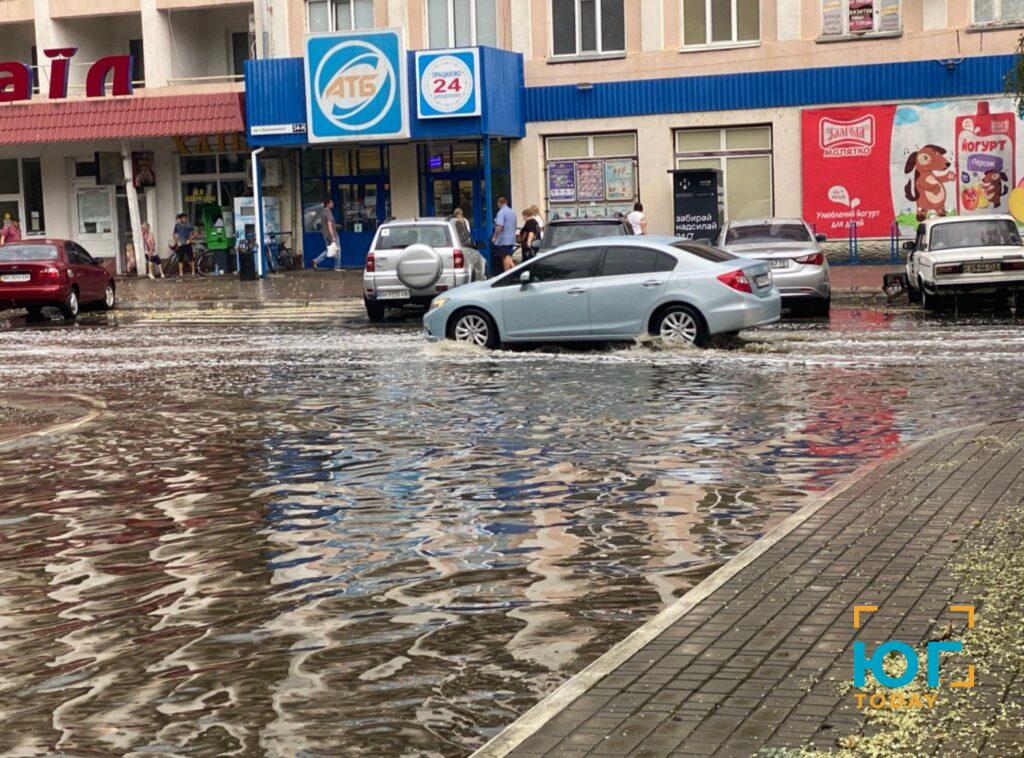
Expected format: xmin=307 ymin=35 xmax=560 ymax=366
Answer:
xmin=641 ymin=279 xmax=665 ymax=288
xmin=566 ymin=287 xmax=587 ymax=295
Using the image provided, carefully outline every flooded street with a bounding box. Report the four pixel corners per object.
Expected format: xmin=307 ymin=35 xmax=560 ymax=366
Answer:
xmin=1 ymin=303 xmax=1022 ymax=756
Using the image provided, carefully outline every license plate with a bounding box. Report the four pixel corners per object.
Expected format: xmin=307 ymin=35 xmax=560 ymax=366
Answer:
xmin=378 ymin=289 xmax=409 ymax=300
xmin=964 ymin=262 xmax=999 ymax=274
xmin=767 ymin=259 xmax=789 ymax=269
xmin=754 ymin=274 xmax=770 ymax=288
xmin=0 ymin=274 xmax=30 ymax=283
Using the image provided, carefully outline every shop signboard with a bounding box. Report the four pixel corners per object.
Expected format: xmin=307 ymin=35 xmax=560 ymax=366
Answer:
xmin=801 ymin=97 xmax=1024 ymax=238
xmin=304 ymin=29 xmax=408 ymax=143
xmin=848 ymin=0 xmax=874 ymax=32
xmin=576 ymin=160 xmax=605 ymax=201
xmin=821 ymin=0 xmax=844 ymax=35
xmin=415 ymin=48 xmax=480 ymax=119
xmin=604 ymin=159 xmax=635 ymax=201
xmin=0 ymin=48 xmax=132 ymax=103
xmin=548 ymin=161 xmax=576 ymax=201
xmin=671 ymin=169 xmax=722 ymax=240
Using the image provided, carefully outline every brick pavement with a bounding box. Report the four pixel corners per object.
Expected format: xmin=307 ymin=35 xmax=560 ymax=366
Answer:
xmin=478 ymin=422 xmax=1024 ymax=757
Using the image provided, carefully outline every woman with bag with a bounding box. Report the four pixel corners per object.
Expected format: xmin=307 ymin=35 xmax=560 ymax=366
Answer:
xmin=519 ymin=208 xmax=542 ymax=261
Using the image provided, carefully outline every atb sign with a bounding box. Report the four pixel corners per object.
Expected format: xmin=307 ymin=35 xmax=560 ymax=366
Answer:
xmin=304 ymin=29 xmax=409 ymax=143
xmin=415 ymin=49 xmax=480 ymax=120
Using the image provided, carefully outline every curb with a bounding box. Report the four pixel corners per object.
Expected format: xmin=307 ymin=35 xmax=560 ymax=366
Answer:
xmin=471 ymin=430 xmax=950 ymax=758
xmin=117 ymin=298 xmax=360 ymax=311
xmin=0 ymin=394 xmax=104 ymax=452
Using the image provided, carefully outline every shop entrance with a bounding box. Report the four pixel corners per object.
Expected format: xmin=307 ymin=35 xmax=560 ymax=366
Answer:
xmin=330 ymin=178 xmax=385 ymax=268
xmin=424 ymin=175 xmax=483 ymax=238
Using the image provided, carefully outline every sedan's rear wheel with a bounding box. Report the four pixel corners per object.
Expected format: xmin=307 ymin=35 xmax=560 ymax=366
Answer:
xmin=25 ymin=306 xmax=44 ymax=322
xmin=449 ymin=308 xmax=499 ymax=349
xmin=921 ymin=286 xmax=943 ymax=312
xmin=654 ymin=304 xmax=708 ymax=347
xmin=59 ymin=288 xmax=79 ymax=321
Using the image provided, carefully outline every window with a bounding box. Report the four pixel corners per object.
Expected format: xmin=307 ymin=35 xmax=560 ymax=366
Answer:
xmin=821 ymin=0 xmax=901 ymax=37
xmin=129 ymin=39 xmax=145 ymax=86
xmin=76 ymin=188 xmax=113 ymax=235
xmin=179 ymin=153 xmax=247 ymax=233
xmin=529 ymin=248 xmax=599 ymax=281
xmin=428 ymin=0 xmax=497 ymax=47
xmin=551 ymin=0 xmax=625 ymax=56
xmin=930 ymin=219 xmax=1022 ymax=251
xmin=544 ymin=132 xmax=638 ymax=221
xmin=375 ymin=224 xmax=452 ymax=250
xmin=231 ymin=32 xmax=251 ymax=79
xmin=674 ymin=126 xmax=772 ymax=221
xmin=672 ymin=241 xmax=737 ymax=262
xmin=0 ymin=244 xmax=57 ymax=262
xmin=307 ymin=0 xmax=374 ymax=33
xmin=724 ymin=222 xmax=811 ymax=244
xmin=974 ymin=0 xmax=1024 ymax=24
xmin=683 ymin=0 xmax=760 ymax=47
xmin=0 ymin=158 xmax=46 ymax=236
xmin=598 ymin=247 xmax=677 ymax=276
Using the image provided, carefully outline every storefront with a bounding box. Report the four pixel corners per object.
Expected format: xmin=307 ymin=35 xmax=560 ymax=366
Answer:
xmin=244 ymin=33 xmax=524 ymax=269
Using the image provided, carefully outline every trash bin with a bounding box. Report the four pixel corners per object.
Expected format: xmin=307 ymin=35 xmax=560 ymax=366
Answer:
xmin=213 ymin=249 xmax=229 ymax=274
xmin=238 ymin=249 xmax=257 ymax=281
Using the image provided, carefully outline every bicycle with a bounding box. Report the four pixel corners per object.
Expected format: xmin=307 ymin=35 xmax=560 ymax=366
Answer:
xmin=161 ymin=241 xmax=214 ymax=277
xmin=266 ymin=231 xmax=295 ymax=272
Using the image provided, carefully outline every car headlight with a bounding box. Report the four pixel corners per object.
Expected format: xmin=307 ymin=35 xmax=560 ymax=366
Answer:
xmin=429 ymin=297 xmax=450 ymax=311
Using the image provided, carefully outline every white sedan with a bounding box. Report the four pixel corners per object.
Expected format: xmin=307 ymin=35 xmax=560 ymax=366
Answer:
xmin=904 ymin=215 xmax=1024 ymax=310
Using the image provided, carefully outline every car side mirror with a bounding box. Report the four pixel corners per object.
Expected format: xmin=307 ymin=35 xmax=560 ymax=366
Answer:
xmin=815 ymin=233 xmax=827 ymax=243
xmin=902 ymin=241 xmax=915 ymax=251
xmin=518 ymin=269 xmax=531 ymax=285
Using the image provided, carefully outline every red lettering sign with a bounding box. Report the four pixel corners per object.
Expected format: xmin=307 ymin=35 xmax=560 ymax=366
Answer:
xmin=0 ymin=48 xmax=133 ymax=103
xmin=0 ymin=62 xmax=31 ymax=103
xmin=85 ymin=55 xmax=133 ymax=98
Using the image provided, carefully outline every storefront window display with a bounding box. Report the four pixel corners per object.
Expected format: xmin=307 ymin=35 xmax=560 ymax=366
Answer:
xmin=674 ymin=126 xmax=773 ymax=221
xmin=544 ymin=132 xmax=637 ymax=220
xmin=0 ymin=158 xmax=45 ymax=235
xmin=180 ymin=152 xmax=248 ymax=236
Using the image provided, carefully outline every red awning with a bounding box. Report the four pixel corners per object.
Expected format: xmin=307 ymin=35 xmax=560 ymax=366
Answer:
xmin=0 ymin=92 xmax=246 ymax=145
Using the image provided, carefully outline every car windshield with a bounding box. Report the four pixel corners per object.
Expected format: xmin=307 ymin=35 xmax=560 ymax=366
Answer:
xmin=0 ymin=244 xmax=58 ymax=261
xmin=375 ymin=225 xmax=451 ymax=250
xmin=930 ymin=220 xmax=1023 ymax=251
xmin=725 ymin=223 xmax=812 ymax=244
xmin=671 ymin=241 xmax=737 ymax=262
xmin=544 ymin=222 xmax=626 ymax=248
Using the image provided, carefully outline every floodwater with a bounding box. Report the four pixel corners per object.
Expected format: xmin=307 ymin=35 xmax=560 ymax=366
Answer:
xmin=1 ymin=303 xmax=1023 ymax=756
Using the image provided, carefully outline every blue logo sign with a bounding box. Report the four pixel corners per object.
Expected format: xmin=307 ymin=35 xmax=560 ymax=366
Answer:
xmin=304 ymin=30 xmax=408 ymax=142
xmin=415 ymin=48 xmax=481 ymax=120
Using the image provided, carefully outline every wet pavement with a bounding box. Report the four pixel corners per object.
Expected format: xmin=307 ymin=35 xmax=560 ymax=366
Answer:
xmin=1 ymin=304 xmax=1023 ymax=755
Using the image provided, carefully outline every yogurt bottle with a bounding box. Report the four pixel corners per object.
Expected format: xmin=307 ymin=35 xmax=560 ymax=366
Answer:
xmin=956 ymin=101 xmax=1016 ymax=215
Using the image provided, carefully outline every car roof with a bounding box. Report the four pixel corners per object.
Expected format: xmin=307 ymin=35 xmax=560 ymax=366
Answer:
xmin=548 ymin=217 xmax=625 ymax=225
xmin=4 ymin=238 xmax=64 ymax=245
xmin=380 ymin=217 xmax=451 ymax=226
xmin=725 ymin=218 xmax=806 ymax=227
xmin=547 ymin=234 xmax=679 ymax=250
xmin=924 ymin=214 xmax=1016 ymax=228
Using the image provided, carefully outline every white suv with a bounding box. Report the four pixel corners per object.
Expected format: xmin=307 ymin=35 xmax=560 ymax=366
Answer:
xmin=363 ymin=218 xmax=486 ymax=322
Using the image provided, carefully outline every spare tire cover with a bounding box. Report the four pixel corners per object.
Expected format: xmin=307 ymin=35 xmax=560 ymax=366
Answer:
xmin=396 ymin=244 xmax=443 ymax=290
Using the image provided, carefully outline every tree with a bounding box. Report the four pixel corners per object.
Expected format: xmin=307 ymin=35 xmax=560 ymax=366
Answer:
xmin=1005 ymin=34 xmax=1024 ymax=116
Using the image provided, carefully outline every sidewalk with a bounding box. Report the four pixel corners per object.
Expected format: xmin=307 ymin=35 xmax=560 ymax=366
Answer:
xmin=480 ymin=421 xmax=1024 ymax=757
xmin=829 ymin=264 xmax=901 ymax=295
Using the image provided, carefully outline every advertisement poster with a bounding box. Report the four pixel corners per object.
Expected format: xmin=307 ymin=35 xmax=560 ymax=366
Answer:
xmin=576 ymin=160 xmax=606 ymax=201
xmin=672 ymin=169 xmax=722 ymax=240
xmin=415 ymin=48 xmax=480 ymax=119
xmin=848 ymin=0 xmax=874 ymax=32
xmin=547 ymin=161 xmax=576 ymax=201
xmin=821 ymin=0 xmax=844 ymax=35
xmin=801 ymin=97 xmax=1024 ymax=238
xmin=878 ymin=0 xmax=901 ymax=31
xmin=604 ymin=159 xmax=635 ymax=201
xmin=131 ymin=151 xmax=156 ymax=189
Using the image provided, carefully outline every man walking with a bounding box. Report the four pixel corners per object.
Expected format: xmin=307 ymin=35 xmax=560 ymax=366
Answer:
xmin=491 ymin=196 xmax=516 ymax=276
xmin=173 ymin=212 xmax=197 ymax=277
xmin=312 ymin=198 xmax=339 ymax=270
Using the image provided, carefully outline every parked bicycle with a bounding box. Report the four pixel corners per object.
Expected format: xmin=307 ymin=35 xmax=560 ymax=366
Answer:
xmin=162 ymin=241 xmax=215 ymax=277
xmin=267 ymin=231 xmax=295 ymax=272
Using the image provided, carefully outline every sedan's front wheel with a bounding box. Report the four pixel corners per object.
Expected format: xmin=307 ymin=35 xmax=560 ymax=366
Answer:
xmin=100 ymin=282 xmax=116 ymax=311
xmin=449 ymin=308 xmax=499 ymax=349
xmin=654 ymin=304 xmax=708 ymax=347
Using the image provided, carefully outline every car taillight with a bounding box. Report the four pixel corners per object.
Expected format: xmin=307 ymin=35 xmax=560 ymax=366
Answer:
xmin=453 ymin=250 xmax=464 ymax=269
xmin=794 ymin=252 xmax=824 ymax=266
xmin=1002 ymin=260 xmax=1024 ymax=271
xmin=717 ymin=269 xmax=753 ymax=293
xmin=365 ymin=252 xmax=375 ymax=272
xmin=935 ymin=263 xmax=963 ymax=275
xmin=36 ymin=267 xmax=62 ymax=282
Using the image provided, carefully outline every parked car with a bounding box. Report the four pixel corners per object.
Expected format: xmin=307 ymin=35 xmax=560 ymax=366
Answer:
xmin=423 ymin=236 xmax=780 ymax=349
xmin=363 ymin=218 xmax=486 ymax=322
xmin=717 ymin=218 xmax=830 ymax=316
xmin=534 ymin=217 xmax=632 ymax=254
xmin=904 ymin=215 xmax=1024 ymax=310
xmin=0 ymin=239 xmax=115 ymax=321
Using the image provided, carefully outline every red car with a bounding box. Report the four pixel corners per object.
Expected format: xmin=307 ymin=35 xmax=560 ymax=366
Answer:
xmin=0 ymin=239 xmax=116 ymax=320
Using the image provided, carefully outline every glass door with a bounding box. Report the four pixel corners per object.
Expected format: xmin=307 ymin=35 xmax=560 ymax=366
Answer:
xmin=426 ymin=176 xmax=481 ymax=242
xmin=332 ymin=179 xmax=385 ymax=268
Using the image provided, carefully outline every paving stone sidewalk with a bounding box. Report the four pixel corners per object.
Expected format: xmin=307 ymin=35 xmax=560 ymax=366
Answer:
xmin=482 ymin=422 xmax=1024 ymax=757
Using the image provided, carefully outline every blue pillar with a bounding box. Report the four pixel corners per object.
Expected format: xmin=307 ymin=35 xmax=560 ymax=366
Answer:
xmin=482 ymin=137 xmax=493 ymax=276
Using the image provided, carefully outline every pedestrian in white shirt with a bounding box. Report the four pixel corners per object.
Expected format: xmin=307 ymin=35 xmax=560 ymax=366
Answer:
xmin=626 ymin=202 xmax=647 ymax=235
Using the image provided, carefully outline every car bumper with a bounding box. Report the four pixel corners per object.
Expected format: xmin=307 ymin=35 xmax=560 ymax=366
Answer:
xmin=927 ymin=276 xmax=1024 ymax=294
xmin=704 ymin=291 xmax=782 ymax=334
xmin=0 ymin=283 xmax=68 ymax=308
xmin=771 ymin=266 xmax=830 ymax=300
xmin=365 ymin=270 xmax=473 ymax=304
xmin=422 ymin=302 xmax=453 ymax=340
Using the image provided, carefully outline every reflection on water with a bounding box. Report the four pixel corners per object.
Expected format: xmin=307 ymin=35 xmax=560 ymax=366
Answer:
xmin=1 ymin=309 xmax=1022 ymax=755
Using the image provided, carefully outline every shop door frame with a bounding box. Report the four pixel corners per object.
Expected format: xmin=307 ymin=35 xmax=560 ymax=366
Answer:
xmin=424 ymin=171 xmax=485 ymax=246
xmin=329 ymin=176 xmax=386 ymax=269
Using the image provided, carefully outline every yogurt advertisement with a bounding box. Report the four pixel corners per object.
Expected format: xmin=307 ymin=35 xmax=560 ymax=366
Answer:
xmin=802 ymin=97 xmax=1024 ymax=237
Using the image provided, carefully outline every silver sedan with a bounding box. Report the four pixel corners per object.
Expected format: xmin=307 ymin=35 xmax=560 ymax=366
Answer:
xmin=717 ymin=218 xmax=831 ymax=316
xmin=423 ymin=236 xmax=780 ymax=349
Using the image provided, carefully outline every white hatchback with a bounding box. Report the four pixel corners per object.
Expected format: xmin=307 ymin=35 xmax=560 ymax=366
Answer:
xmin=363 ymin=218 xmax=486 ymax=322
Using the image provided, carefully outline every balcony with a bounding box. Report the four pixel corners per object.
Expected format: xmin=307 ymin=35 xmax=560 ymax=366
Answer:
xmin=164 ymin=6 xmax=253 ymax=87
xmin=49 ymin=0 xmax=140 ymax=19
xmin=0 ymin=0 xmax=33 ymax=24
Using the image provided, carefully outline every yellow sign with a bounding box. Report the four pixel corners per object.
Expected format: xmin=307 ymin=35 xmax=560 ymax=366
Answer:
xmin=174 ymin=133 xmax=248 ymax=156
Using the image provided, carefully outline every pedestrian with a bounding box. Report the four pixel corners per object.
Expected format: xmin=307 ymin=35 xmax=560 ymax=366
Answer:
xmin=529 ymin=205 xmax=544 ymax=235
xmin=1 ymin=217 xmax=22 ymax=245
xmin=142 ymin=222 xmax=163 ymax=279
xmin=173 ymin=212 xmax=197 ymax=277
xmin=453 ymin=207 xmax=471 ymax=235
xmin=312 ymin=198 xmax=339 ymax=270
xmin=626 ymin=202 xmax=647 ymax=235
xmin=491 ymin=196 xmax=517 ymax=275
xmin=519 ymin=207 xmax=542 ymax=261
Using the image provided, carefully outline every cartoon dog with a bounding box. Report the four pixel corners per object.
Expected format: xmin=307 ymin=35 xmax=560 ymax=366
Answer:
xmin=904 ymin=145 xmax=955 ymax=221
xmin=981 ymin=170 xmax=1009 ymax=208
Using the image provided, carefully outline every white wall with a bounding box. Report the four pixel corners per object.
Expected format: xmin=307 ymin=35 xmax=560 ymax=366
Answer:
xmin=167 ymin=7 xmax=249 ymax=81
xmin=50 ymin=14 xmax=142 ymax=90
xmin=388 ymin=143 xmax=419 ymax=218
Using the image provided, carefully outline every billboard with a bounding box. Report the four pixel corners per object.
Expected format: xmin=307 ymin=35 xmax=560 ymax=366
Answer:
xmin=304 ymin=29 xmax=409 ymax=143
xmin=415 ymin=48 xmax=481 ymax=119
xmin=802 ymin=97 xmax=1024 ymax=238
